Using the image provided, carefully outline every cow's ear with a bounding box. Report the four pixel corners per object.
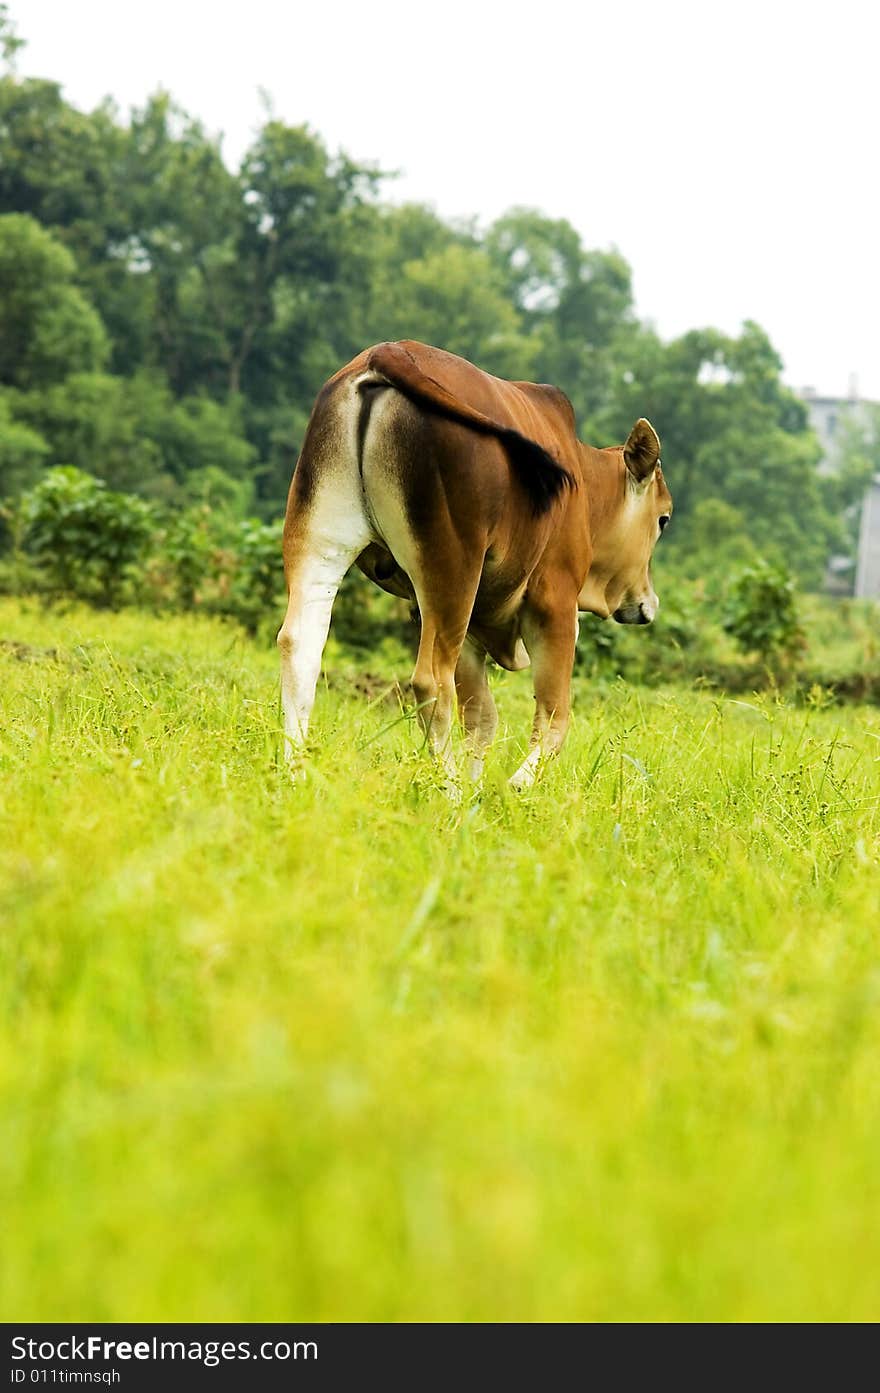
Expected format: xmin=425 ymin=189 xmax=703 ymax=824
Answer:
xmin=624 ymin=418 xmax=661 ymax=483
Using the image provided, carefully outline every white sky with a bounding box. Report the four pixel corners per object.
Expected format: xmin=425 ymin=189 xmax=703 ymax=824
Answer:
xmin=14 ymin=0 xmax=880 ymax=401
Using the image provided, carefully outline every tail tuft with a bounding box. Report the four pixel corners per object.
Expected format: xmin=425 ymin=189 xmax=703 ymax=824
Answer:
xmin=496 ymin=429 xmax=574 ymax=515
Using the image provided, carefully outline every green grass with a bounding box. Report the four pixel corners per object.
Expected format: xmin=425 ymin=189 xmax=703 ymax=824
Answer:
xmin=2 ymin=595 xmax=880 ymax=1322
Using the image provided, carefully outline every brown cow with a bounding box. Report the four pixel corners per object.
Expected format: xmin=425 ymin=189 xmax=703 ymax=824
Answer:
xmin=278 ymin=340 xmax=671 ymax=790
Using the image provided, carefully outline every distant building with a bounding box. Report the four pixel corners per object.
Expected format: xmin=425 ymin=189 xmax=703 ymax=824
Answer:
xmin=856 ymin=479 xmax=880 ymax=599
xmin=799 ymin=386 xmax=880 ymax=599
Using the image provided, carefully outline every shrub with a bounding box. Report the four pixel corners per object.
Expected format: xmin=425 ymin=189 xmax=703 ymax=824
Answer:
xmin=573 ymin=612 xmax=621 ymax=676
xmin=21 ymin=466 xmax=154 ymax=605
xmin=722 ymin=560 xmax=805 ymax=668
xmin=161 ymin=505 xmax=226 ymax=610
xmin=227 ymin=518 xmax=284 ymax=634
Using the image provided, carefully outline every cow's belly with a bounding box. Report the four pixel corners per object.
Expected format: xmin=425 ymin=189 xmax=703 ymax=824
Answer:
xmin=470 ymin=618 xmax=530 ymax=670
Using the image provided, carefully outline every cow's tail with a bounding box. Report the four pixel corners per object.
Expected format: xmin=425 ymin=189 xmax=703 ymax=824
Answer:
xmin=361 ymin=341 xmax=575 ymax=515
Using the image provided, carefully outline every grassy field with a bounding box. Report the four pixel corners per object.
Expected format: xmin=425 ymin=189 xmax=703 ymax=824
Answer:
xmin=2 ymin=595 xmax=880 ymax=1322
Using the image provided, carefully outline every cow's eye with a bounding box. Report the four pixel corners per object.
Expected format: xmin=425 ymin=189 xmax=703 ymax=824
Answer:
xmin=658 ymin=515 xmax=670 ymax=534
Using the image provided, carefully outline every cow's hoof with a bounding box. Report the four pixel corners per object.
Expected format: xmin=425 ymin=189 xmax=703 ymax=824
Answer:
xmin=509 ymin=768 xmax=535 ymax=792
xmin=509 ymin=750 xmax=541 ymax=791
xmin=442 ymin=777 xmax=463 ymax=805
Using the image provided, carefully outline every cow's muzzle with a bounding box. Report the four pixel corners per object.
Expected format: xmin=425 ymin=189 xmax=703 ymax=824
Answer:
xmin=612 ymin=601 xmax=655 ymax=625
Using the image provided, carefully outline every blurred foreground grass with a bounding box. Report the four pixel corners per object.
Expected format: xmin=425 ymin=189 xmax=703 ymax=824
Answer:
xmin=1 ymin=597 xmax=880 ymax=1320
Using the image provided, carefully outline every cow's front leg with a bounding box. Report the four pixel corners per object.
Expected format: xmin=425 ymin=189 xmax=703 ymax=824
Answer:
xmin=510 ymin=589 xmax=578 ymax=790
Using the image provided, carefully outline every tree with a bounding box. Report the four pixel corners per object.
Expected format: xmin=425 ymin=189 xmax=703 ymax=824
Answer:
xmin=198 ymin=120 xmax=384 ymax=403
xmin=486 ymin=208 xmax=638 ymax=431
xmin=117 ymin=92 xmax=241 ymax=390
xmin=605 ymin=321 xmax=832 ymax=585
xmin=0 ymin=392 xmax=48 ymax=496
xmin=11 ymin=370 xmax=256 ymax=498
xmin=0 ymin=3 xmax=24 ymax=70
xmin=0 ymin=214 xmax=108 ymax=389
xmin=658 ymin=497 xmax=758 ymax=588
xmin=363 ymin=242 xmax=536 ymax=380
xmin=0 ymin=74 xmax=138 ymax=359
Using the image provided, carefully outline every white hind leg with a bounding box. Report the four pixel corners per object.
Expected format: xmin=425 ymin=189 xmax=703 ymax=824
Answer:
xmin=277 ymin=551 xmax=348 ymax=769
xmin=277 ymin=492 xmax=371 ymax=773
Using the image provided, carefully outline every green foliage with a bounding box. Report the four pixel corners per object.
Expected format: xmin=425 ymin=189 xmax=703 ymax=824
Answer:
xmin=575 ymin=578 xmax=713 ymax=685
xmin=665 ymin=497 xmax=758 ymax=585
xmin=21 ymin=465 xmax=154 ymax=604
xmin=487 ymin=207 xmax=637 ymax=429
xmin=0 ymin=4 xmax=24 ymax=69
xmin=178 ymin=464 xmax=255 ymax=516
xmin=573 ymin=611 xmax=621 ymax=674
xmin=144 ymin=390 xmax=257 ymax=494
xmin=155 ymin=507 xmax=283 ymax=632
xmin=8 ymin=372 xmax=256 ymax=498
xmin=365 ymin=241 xmax=536 ymax=380
xmin=14 ymin=467 xmax=281 ymax=626
xmin=570 ymin=568 xmax=880 ymax=700
xmin=0 ymin=213 xmax=108 ymax=388
xmin=722 ymin=560 xmax=805 ymax=666
xmin=0 ymin=391 xmax=48 ymax=495
xmin=11 ymin=464 xmax=879 ymax=698
xmin=604 ymin=322 xmax=832 ymax=585
xmin=10 ymin=373 xmax=163 ymax=492
xmin=0 ymin=75 xmax=127 ymax=260
xmin=227 ymin=517 xmax=285 ymax=634
xmin=159 ymin=504 xmax=223 ymax=610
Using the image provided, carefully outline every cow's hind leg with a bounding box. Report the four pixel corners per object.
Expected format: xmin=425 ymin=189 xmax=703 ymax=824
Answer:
xmin=455 ymin=636 xmax=498 ymax=783
xmin=409 ymin=562 xmax=483 ymax=798
xmin=277 ymin=481 xmax=372 ymax=773
xmin=359 ymin=391 xmax=488 ymax=796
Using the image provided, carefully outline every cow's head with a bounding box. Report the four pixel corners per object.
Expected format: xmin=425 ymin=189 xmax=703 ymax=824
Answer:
xmin=578 ymin=419 xmax=672 ymax=623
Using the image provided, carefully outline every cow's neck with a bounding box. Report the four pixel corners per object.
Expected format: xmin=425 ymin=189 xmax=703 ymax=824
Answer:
xmin=577 ymin=444 xmax=625 ymax=543
xmin=573 ymin=443 xmax=628 ymax=616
